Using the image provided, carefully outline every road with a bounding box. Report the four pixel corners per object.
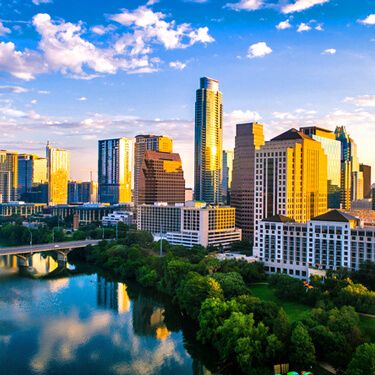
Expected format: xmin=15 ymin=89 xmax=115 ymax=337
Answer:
xmin=0 ymin=239 xmax=101 ymax=256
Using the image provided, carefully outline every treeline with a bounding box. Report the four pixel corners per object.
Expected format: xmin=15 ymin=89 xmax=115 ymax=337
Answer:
xmin=72 ymin=235 xmax=375 ymax=374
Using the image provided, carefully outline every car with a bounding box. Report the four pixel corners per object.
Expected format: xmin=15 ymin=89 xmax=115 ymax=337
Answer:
xmin=54 ymin=245 xmax=59 ymax=248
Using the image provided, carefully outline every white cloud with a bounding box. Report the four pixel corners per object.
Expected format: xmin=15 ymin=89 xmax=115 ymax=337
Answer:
xmin=344 ymin=95 xmax=375 ymax=107
xmin=282 ymin=0 xmax=329 ymax=14
xmin=32 ymin=0 xmax=53 ymax=4
xmin=31 ymin=99 xmax=38 ymax=104
xmin=77 ymin=96 xmax=87 ymax=101
xmin=225 ymin=0 xmax=263 ymax=11
xmin=276 ymin=19 xmax=292 ymax=30
xmin=359 ymin=14 xmax=375 ymax=25
xmin=322 ymin=48 xmax=336 ymax=54
xmin=224 ymin=109 xmax=261 ymax=124
xmin=247 ymin=42 xmax=272 ymax=59
xmin=169 ymin=61 xmax=187 ymax=70
xmin=297 ymin=22 xmax=311 ymax=32
xmin=90 ymin=25 xmax=113 ymax=36
xmin=0 ymin=22 xmax=11 ymax=36
xmin=315 ymin=24 xmax=324 ymax=31
xmin=0 ymin=86 xmax=28 ymax=94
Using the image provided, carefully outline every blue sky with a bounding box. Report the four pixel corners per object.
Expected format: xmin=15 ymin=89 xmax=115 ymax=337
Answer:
xmin=0 ymin=0 xmax=374 ymax=186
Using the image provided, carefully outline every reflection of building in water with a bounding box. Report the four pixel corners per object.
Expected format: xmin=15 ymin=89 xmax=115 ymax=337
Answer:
xmin=133 ymin=295 xmax=171 ymax=340
xmin=97 ymin=276 xmax=130 ymax=314
xmin=29 ymin=254 xmax=58 ymax=274
xmin=0 ymin=255 xmax=18 ymax=270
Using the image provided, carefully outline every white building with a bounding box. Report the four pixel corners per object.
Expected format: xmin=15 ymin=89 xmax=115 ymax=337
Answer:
xmin=102 ymin=211 xmax=134 ymax=226
xmin=257 ymin=210 xmax=375 ymax=279
xmin=137 ymin=201 xmax=242 ymax=249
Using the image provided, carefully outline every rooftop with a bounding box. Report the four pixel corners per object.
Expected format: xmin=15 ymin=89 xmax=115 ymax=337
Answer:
xmin=312 ymin=209 xmax=359 ymax=223
xmin=271 ymin=128 xmax=312 ymax=142
xmin=262 ymin=214 xmax=296 ymax=223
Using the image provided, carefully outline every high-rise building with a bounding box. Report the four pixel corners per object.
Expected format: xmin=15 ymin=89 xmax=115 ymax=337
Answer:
xmin=138 ymin=151 xmax=185 ymax=205
xmin=98 ymin=138 xmax=132 ymax=205
xmin=231 ymin=123 xmax=265 ymax=241
xmin=194 ymin=77 xmax=223 ymax=204
xmin=134 ymin=135 xmax=173 ymax=205
xmin=253 ymin=128 xmax=328 ymax=253
xmin=0 ymin=151 xmax=18 ymax=203
xmin=18 ymin=154 xmax=47 ymax=197
xmin=222 ymin=150 xmax=234 ymax=204
xmin=360 ymin=164 xmax=372 ymax=199
xmin=68 ymin=181 xmax=98 ymax=204
xmin=46 ymin=144 xmax=70 ymax=206
xmin=300 ymin=127 xmax=341 ymax=208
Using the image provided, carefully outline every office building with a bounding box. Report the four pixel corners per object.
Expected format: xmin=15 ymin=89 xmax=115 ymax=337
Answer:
xmin=134 ymin=135 xmax=173 ymax=205
xmin=102 ymin=211 xmax=134 ymax=226
xmin=166 ymin=203 xmax=241 ymax=249
xmin=257 ymin=210 xmax=375 ymax=280
xmin=68 ymin=181 xmax=97 ymax=204
xmin=253 ymin=128 xmax=328 ymax=253
xmin=360 ymin=164 xmax=372 ymax=199
xmin=137 ymin=151 xmax=185 ymax=205
xmin=20 ymin=182 xmax=48 ymax=204
xmin=46 ymin=143 xmax=70 ymax=206
xmin=18 ymin=154 xmax=47 ymax=197
xmin=185 ymin=188 xmax=193 ymax=202
xmin=372 ymin=186 xmax=375 ymax=211
xmin=137 ymin=203 xmax=182 ymax=234
xmin=231 ymin=123 xmax=265 ymax=241
xmin=98 ymin=138 xmax=132 ymax=205
xmin=0 ymin=151 xmax=18 ymax=203
xmin=0 ymin=202 xmax=45 ymax=218
xmin=222 ymin=150 xmax=234 ymax=204
xmin=300 ymin=127 xmax=341 ymax=208
xmin=194 ymin=77 xmax=223 ymax=204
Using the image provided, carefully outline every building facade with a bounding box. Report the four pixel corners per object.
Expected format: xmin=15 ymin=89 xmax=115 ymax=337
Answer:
xmin=300 ymin=127 xmax=341 ymax=208
xmin=98 ymin=138 xmax=132 ymax=205
xmin=134 ymin=135 xmax=173 ymax=205
xmin=253 ymin=129 xmax=328 ymax=252
xmin=0 ymin=202 xmax=45 ymax=218
xmin=68 ymin=181 xmax=98 ymax=204
xmin=18 ymin=154 xmax=47 ymax=197
xmin=137 ymin=151 xmax=185 ymax=205
xmin=231 ymin=122 xmax=265 ymax=241
xmin=360 ymin=164 xmax=372 ymax=199
xmin=102 ymin=211 xmax=134 ymax=226
xmin=0 ymin=151 xmax=18 ymax=203
xmin=194 ymin=77 xmax=223 ymax=204
xmin=46 ymin=144 xmax=70 ymax=206
xmin=257 ymin=210 xmax=375 ymax=279
xmin=221 ymin=150 xmax=234 ymax=204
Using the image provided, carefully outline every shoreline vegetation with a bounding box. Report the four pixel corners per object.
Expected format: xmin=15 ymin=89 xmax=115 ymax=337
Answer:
xmin=68 ymin=229 xmax=375 ymax=375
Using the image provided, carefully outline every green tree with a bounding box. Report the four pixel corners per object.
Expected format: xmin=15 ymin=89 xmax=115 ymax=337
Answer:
xmin=273 ymin=308 xmax=291 ymax=343
xmin=212 ymin=272 xmax=249 ymax=299
xmin=290 ymin=322 xmax=316 ymax=370
xmin=346 ymin=343 xmax=375 ymax=375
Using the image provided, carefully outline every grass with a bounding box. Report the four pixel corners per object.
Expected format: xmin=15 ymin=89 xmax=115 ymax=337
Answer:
xmin=250 ymin=284 xmax=311 ymax=322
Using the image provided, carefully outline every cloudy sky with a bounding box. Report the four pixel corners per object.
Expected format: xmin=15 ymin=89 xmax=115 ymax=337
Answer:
xmin=0 ymin=0 xmax=374 ymax=186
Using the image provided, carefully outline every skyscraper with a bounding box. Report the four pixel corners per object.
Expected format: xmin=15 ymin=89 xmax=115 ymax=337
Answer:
xmin=360 ymin=164 xmax=372 ymax=199
xmin=300 ymin=127 xmax=341 ymax=208
xmin=253 ymin=128 xmax=328 ymax=252
xmin=222 ymin=150 xmax=234 ymax=204
xmin=98 ymin=138 xmax=132 ymax=205
xmin=194 ymin=77 xmax=223 ymax=204
xmin=134 ymin=135 xmax=173 ymax=205
xmin=68 ymin=181 xmax=98 ymax=204
xmin=231 ymin=123 xmax=265 ymax=241
xmin=137 ymin=150 xmax=185 ymax=205
xmin=0 ymin=151 xmax=18 ymax=203
xmin=18 ymin=154 xmax=47 ymax=197
xmin=46 ymin=143 xmax=70 ymax=206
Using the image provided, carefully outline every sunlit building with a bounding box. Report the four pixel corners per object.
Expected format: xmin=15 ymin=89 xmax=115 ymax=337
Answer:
xmin=194 ymin=77 xmax=223 ymax=204
xmin=231 ymin=122 xmax=265 ymax=241
xmin=46 ymin=143 xmax=70 ymax=206
xmin=138 ymin=151 xmax=185 ymax=205
xmin=68 ymin=181 xmax=97 ymax=204
xmin=134 ymin=135 xmax=173 ymax=205
xmin=98 ymin=138 xmax=132 ymax=205
xmin=253 ymin=128 xmax=328 ymax=254
xmin=0 ymin=151 xmax=18 ymax=203
xmin=18 ymin=154 xmax=47 ymax=197
xmin=300 ymin=127 xmax=341 ymax=208
xmin=360 ymin=164 xmax=372 ymax=199
xmin=222 ymin=150 xmax=234 ymax=204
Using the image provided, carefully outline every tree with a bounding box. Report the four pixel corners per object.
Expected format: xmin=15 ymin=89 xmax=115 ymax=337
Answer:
xmin=212 ymin=272 xmax=249 ymax=299
xmin=346 ymin=343 xmax=375 ymax=375
xmin=290 ymin=322 xmax=316 ymax=370
xmin=273 ymin=308 xmax=290 ymax=343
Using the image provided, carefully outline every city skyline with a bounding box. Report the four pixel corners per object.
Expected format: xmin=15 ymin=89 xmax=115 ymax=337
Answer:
xmin=0 ymin=0 xmax=374 ymax=186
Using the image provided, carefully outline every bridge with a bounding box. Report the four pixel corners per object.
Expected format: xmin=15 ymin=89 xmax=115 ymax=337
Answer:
xmin=0 ymin=240 xmax=101 ymax=266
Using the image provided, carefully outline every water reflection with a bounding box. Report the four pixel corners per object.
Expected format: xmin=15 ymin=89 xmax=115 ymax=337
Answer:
xmin=0 ymin=255 xmax=213 ymax=375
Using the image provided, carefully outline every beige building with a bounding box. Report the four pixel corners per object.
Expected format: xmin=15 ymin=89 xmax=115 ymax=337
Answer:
xmin=253 ymin=128 xmax=328 ymax=253
xmin=46 ymin=143 xmax=70 ymax=206
xmin=0 ymin=151 xmax=18 ymax=203
xmin=231 ymin=122 xmax=265 ymax=241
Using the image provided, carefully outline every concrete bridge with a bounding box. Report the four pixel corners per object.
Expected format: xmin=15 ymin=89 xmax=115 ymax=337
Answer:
xmin=0 ymin=239 xmax=100 ymax=266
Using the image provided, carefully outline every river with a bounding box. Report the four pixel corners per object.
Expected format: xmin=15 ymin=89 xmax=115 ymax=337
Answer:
xmin=0 ymin=254 xmax=214 ymax=375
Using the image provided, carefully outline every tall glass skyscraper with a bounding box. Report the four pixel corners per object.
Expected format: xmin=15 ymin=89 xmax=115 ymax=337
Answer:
xmin=98 ymin=138 xmax=132 ymax=205
xmin=194 ymin=77 xmax=223 ymax=204
xmin=46 ymin=143 xmax=70 ymax=206
xmin=0 ymin=151 xmax=18 ymax=203
xmin=222 ymin=150 xmax=234 ymax=204
xmin=18 ymin=154 xmax=47 ymax=197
